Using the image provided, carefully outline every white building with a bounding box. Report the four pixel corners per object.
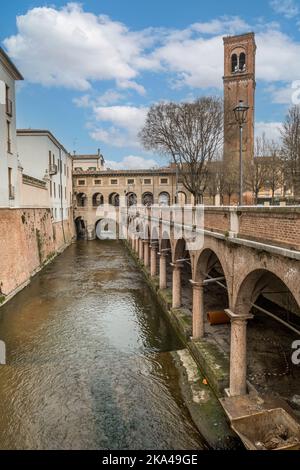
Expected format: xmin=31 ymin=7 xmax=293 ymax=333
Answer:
xmin=72 ymin=150 xmax=105 ymax=172
xmin=17 ymin=129 xmax=73 ymax=222
xmin=0 ymin=48 xmax=23 ymax=208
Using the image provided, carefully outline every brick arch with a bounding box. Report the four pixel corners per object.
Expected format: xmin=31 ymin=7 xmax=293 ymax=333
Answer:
xmin=192 ymin=239 xmax=232 ymax=303
xmin=151 ymin=225 xmax=159 ymax=241
xmin=160 ymin=231 xmax=173 ymax=258
xmin=233 ymin=266 xmax=300 ymax=317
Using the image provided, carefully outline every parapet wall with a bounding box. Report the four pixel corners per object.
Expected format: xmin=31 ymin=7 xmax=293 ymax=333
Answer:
xmin=0 ymin=208 xmax=75 ymax=304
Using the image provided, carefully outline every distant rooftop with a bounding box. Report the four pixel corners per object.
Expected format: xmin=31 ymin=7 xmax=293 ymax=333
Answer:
xmin=17 ymin=129 xmax=69 ymax=155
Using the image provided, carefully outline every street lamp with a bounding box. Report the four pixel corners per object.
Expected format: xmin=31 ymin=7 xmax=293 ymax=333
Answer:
xmin=233 ymin=100 xmax=249 ymax=205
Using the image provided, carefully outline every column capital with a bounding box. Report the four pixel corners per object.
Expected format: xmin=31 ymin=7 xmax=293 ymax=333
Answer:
xmin=189 ymin=279 xmax=203 ymax=289
xmin=225 ymin=309 xmax=253 ymax=322
xmin=170 ymin=261 xmax=184 ymax=269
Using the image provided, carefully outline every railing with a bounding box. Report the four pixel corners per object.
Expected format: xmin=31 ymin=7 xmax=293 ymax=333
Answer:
xmin=49 ymin=164 xmax=58 ymax=176
xmin=9 ymin=185 xmax=15 ymax=200
xmin=6 ymin=99 xmax=13 ymax=117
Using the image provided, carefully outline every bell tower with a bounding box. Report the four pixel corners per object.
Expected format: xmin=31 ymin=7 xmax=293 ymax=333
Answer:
xmin=223 ymin=33 xmax=256 ymax=168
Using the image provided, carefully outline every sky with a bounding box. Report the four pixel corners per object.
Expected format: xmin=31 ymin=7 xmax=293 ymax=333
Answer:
xmin=2 ymin=0 xmax=300 ymax=169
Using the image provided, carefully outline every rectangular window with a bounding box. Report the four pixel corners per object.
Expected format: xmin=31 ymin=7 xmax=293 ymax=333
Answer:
xmin=143 ymin=178 xmax=152 ymax=185
xmin=110 ymin=179 xmax=118 ymax=185
xmin=94 ymin=179 xmax=102 ymax=185
xmin=78 ymin=179 xmax=86 ymax=186
xmin=65 ymin=186 xmax=67 ymax=199
xmin=8 ymin=167 xmax=14 ymax=199
xmin=160 ymin=178 xmax=168 ymax=184
xmin=5 ymin=85 xmax=12 ymax=116
xmin=53 ymin=154 xmax=55 ymax=165
xmin=7 ymin=121 xmax=11 ymax=153
xmin=49 ymin=151 xmax=52 ymax=169
xmin=50 ymin=180 xmax=52 ymax=197
xmin=127 ymin=178 xmax=135 ymax=185
xmin=67 ymin=166 xmax=69 ymax=178
xmin=53 ymin=182 xmax=56 ymax=198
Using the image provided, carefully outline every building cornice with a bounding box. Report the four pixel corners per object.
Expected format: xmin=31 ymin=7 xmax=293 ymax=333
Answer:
xmin=0 ymin=48 xmax=23 ymax=80
xmin=73 ymin=168 xmax=176 ymax=177
xmin=17 ymin=129 xmax=70 ymax=156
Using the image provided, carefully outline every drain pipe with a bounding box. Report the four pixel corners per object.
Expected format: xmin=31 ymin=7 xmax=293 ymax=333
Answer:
xmin=204 ymin=273 xmax=300 ymax=336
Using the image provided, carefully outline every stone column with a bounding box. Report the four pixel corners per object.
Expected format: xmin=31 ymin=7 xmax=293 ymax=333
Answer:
xmin=159 ymin=253 xmax=167 ymax=290
xmin=225 ymin=309 xmax=253 ymax=397
xmin=150 ymin=244 xmax=158 ymax=277
xmin=143 ymin=241 xmax=150 ymax=267
xmin=135 ymin=237 xmax=139 ymax=253
xmin=190 ymin=280 xmax=205 ymax=339
xmin=139 ymin=239 xmax=144 ymax=261
xmin=171 ymin=262 xmax=183 ymax=309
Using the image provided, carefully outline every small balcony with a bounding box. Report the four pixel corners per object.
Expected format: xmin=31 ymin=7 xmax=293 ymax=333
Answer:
xmin=9 ymin=185 xmax=15 ymax=200
xmin=49 ymin=164 xmax=58 ymax=176
xmin=6 ymin=99 xmax=13 ymax=117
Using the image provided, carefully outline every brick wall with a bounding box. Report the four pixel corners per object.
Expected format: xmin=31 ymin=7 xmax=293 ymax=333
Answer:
xmin=204 ymin=209 xmax=230 ymax=233
xmin=0 ymin=208 xmax=74 ymax=303
xmin=238 ymin=209 xmax=300 ymax=250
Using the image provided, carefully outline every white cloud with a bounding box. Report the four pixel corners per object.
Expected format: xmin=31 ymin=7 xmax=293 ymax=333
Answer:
xmin=266 ymin=84 xmax=294 ymax=104
xmin=270 ymin=0 xmax=299 ymax=19
xmin=256 ymin=30 xmax=300 ymax=83
xmin=106 ymin=155 xmax=159 ymax=170
xmin=73 ymin=89 xmax=125 ymax=108
xmin=90 ymin=105 xmax=148 ymax=147
xmin=255 ymin=121 xmax=283 ymax=141
xmin=3 ymin=3 xmax=148 ymax=91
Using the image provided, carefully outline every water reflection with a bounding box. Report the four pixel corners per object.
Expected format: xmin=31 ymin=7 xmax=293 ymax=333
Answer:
xmin=0 ymin=241 xmax=205 ymax=450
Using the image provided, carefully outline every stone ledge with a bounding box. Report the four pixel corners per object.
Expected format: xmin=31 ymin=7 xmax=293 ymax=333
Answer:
xmin=189 ymin=339 xmax=230 ymax=397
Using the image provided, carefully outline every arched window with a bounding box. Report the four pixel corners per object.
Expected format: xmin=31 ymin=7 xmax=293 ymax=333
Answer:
xmin=231 ymin=53 xmax=238 ymax=73
xmin=92 ymin=193 xmax=104 ymax=207
xmin=158 ymin=192 xmax=170 ymax=206
xmin=127 ymin=192 xmax=137 ymax=206
xmin=76 ymin=192 xmax=87 ymax=207
xmin=176 ymin=191 xmax=187 ymax=206
xmin=239 ymin=52 xmax=246 ymax=72
xmin=109 ymin=192 xmax=120 ymax=207
xmin=142 ymin=192 xmax=154 ymax=206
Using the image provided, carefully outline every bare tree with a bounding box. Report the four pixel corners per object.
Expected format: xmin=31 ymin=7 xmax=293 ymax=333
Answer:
xmin=266 ymin=140 xmax=284 ymax=204
xmin=139 ymin=97 xmax=223 ymax=204
xmin=222 ymin=161 xmax=239 ymax=205
xmin=281 ymin=105 xmax=300 ymax=200
xmin=245 ymin=134 xmax=270 ymax=204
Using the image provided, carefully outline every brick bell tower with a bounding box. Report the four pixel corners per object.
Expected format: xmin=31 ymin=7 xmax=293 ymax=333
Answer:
xmin=223 ymin=33 xmax=256 ymax=168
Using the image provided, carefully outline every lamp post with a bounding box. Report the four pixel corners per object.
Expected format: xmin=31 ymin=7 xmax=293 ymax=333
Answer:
xmin=233 ymin=100 xmax=249 ymax=206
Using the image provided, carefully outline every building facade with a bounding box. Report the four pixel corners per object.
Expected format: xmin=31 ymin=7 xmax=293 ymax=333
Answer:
xmin=0 ymin=48 xmax=23 ymax=208
xmin=73 ymin=165 xmax=192 ymax=239
xmin=17 ymin=129 xmax=73 ymax=222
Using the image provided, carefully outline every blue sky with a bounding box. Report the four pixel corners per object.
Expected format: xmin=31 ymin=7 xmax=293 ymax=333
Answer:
xmin=2 ymin=0 xmax=300 ymax=168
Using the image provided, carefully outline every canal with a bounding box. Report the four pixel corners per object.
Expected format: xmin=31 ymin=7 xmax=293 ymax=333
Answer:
xmin=0 ymin=240 xmax=206 ymax=450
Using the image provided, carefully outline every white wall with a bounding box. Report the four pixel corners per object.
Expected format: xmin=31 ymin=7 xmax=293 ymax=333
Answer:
xmin=17 ymin=133 xmax=73 ymax=222
xmin=0 ymin=65 xmax=19 ymax=208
